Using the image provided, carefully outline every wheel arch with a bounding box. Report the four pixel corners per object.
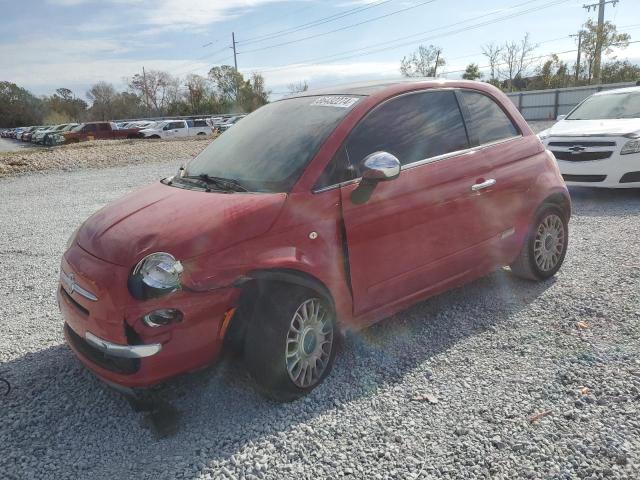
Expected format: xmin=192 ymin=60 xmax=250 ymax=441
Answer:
xmin=540 ymin=190 xmax=571 ymax=221
xmin=223 ymin=268 xmax=337 ymax=353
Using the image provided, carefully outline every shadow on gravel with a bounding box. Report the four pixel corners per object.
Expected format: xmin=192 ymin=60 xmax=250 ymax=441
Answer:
xmin=568 ymin=186 xmax=640 ymax=217
xmin=0 ymin=267 xmax=557 ymax=479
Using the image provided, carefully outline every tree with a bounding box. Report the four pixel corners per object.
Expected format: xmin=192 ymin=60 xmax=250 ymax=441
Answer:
xmin=184 ymin=74 xmax=209 ymax=113
xmin=46 ymin=87 xmax=87 ymax=121
xmin=238 ymin=73 xmax=270 ymax=112
xmin=0 ymin=81 xmax=44 ymax=127
xmin=462 ymin=63 xmax=483 ymax=81
xmin=580 ymin=20 xmax=630 ymax=84
xmin=481 ymin=43 xmax=502 ymax=83
xmin=286 ymin=80 xmax=309 ymax=95
xmin=499 ymin=33 xmax=537 ymax=92
xmin=600 ymin=60 xmax=640 ymax=83
xmin=400 ymin=45 xmax=445 ymax=77
xmin=208 ymin=65 xmax=245 ymax=105
xmin=527 ymin=54 xmax=569 ymax=90
xmin=86 ymin=81 xmax=117 ymax=120
xmin=128 ymin=69 xmax=179 ymax=115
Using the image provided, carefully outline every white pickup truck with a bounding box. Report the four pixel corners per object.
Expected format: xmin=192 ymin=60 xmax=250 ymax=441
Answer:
xmin=138 ymin=119 xmax=211 ymax=139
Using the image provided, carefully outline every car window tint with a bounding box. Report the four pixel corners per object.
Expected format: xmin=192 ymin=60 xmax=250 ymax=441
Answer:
xmin=459 ymin=90 xmax=518 ymax=145
xmin=316 ymin=146 xmax=357 ymax=189
xmin=173 ymin=122 xmax=185 ymax=129
xmin=85 ymin=124 xmax=97 ymax=132
xmin=97 ymin=123 xmax=110 ymax=131
xmin=345 ymin=90 xmax=469 ymax=170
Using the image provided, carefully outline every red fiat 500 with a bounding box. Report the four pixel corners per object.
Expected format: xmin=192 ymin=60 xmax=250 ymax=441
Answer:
xmin=59 ymin=79 xmax=570 ymax=401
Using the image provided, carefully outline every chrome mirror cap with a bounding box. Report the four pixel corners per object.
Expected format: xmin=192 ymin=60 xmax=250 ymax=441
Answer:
xmin=361 ymin=151 xmax=401 ymax=182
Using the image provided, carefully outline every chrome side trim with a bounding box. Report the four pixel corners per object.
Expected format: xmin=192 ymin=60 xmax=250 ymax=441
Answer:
xmin=313 ymin=135 xmax=523 ymax=193
xmin=60 ymin=270 xmax=98 ymax=302
xmin=85 ymin=332 xmax=162 ymax=359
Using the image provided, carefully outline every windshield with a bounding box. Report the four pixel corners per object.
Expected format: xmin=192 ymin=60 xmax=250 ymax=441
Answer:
xmin=71 ymin=124 xmax=84 ymax=132
xmin=184 ymin=95 xmax=360 ymax=192
xmin=567 ymin=91 xmax=640 ymax=120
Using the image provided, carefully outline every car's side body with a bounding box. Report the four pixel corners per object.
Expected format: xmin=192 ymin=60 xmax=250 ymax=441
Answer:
xmin=62 ymin=122 xmax=141 ymax=143
xmin=59 ymin=79 xmax=569 ymax=390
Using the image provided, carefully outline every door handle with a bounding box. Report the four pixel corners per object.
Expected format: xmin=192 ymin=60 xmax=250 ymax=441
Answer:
xmin=471 ymin=178 xmax=496 ymax=191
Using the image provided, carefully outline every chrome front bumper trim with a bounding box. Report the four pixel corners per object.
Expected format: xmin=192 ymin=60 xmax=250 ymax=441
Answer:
xmin=85 ymin=332 xmax=162 ymax=359
xmin=60 ymin=270 xmax=98 ymax=302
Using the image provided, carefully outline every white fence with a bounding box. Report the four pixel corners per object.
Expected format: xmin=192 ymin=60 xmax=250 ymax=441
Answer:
xmin=505 ymin=81 xmax=637 ymax=121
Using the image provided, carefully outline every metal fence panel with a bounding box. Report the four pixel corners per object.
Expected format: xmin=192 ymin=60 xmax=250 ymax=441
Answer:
xmin=506 ymin=82 xmax=636 ymax=120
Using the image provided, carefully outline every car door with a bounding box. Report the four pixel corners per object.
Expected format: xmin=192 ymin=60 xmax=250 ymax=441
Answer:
xmin=456 ymin=89 xmax=534 ymax=261
xmin=338 ymin=89 xmax=498 ymax=316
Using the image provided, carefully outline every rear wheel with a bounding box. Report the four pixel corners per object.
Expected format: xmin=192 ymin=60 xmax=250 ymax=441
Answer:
xmin=510 ymin=205 xmax=568 ymax=280
xmin=244 ymin=284 xmax=337 ymax=401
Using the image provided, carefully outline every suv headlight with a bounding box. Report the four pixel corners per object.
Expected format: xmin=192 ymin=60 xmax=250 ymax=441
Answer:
xmin=621 ymin=139 xmax=640 ymax=155
xmin=128 ymin=252 xmax=183 ymax=299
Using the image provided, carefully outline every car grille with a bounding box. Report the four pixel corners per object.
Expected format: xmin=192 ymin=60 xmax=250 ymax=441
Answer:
xmin=552 ymin=151 xmax=613 ymax=161
xmin=548 ymin=141 xmax=616 ymax=147
xmin=65 ymin=324 xmax=140 ymax=375
xmin=562 ymin=174 xmax=607 ymax=183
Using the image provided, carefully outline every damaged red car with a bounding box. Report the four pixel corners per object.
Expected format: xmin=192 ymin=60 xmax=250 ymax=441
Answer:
xmin=59 ymin=79 xmax=570 ymax=401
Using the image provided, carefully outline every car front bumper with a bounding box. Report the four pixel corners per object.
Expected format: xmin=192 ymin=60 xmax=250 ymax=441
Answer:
xmin=58 ymin=245 xmax=241 ymax=389
xmin=548 ymin=138 xmax=640 ymax=188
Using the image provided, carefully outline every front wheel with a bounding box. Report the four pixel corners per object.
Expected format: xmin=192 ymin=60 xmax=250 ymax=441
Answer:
xmin=510 ymin=205 xmax=568 ymax=280
xmin=244 ymin=284 xmax=338 ymax=401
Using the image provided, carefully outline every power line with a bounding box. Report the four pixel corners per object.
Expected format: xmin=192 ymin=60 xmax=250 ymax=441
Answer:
xmin=238 ymin=0 xmax=438 ymax=55
xmin=251 ymin=0 xmax=570 ymax=74
xmin=238 ymin=0 xmax=396 ymax=45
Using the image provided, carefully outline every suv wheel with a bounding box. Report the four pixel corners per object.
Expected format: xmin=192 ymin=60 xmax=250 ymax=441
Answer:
xmin=244 ymin=283 xmax=337 ymax=401
xmin=510 ymin=205 xmax=568 ymax=280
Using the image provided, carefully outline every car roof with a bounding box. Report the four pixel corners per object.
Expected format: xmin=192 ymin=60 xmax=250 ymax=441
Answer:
xmin=594 ymin=85 xmax=640 ymax=96
xmin=292 ymin=78 xmax=438 ymax=97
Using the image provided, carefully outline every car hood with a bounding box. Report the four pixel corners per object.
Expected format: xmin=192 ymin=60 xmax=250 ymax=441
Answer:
xmin=548 ymin=118 xmax=640 ymax=137
xmin=76 ymin=182 xmax=286 ymax=267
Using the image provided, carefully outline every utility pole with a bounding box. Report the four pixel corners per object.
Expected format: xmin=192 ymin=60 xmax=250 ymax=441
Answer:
xmin=571 ymin=31 xmax=583 ymax=85
xmin=142 ymin=66 xmax=150 ymax=115
xmin=231 ymin=32 xmax=238 ymax=71
xmin=231 ymin=32 xmax=239 ymax=104
xmin=583 ymin=0 xmax=620 ymax=84
xmin=433 ymin=49 xmax=441 ymax=77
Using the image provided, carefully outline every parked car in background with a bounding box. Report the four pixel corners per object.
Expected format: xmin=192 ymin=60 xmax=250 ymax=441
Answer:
xmin=539 ymin=86 xmax=640 ymax=188
xmin=59 ymin=79 xmax=570 ymax=402
xmin=215 ymin=115 xmax=245 ymax=133
xmin=39 ymin=123 xmax=79 ymax=146
xmin=59 ymin=122 xmax=141 ymax=143
xmin=138 ymin=119 xmax=210 ymax=139
xmin=22 ymin=126 xmax=46 ymax=142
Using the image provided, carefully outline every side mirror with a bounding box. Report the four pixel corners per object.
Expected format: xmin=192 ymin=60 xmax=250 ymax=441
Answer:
xmin=361 ymin=151 xmax=401 ymax=182
xmin=351 ymin=151 xmax=400 ymax=204
xmin=556 ymin=114 xmax=566 ymax=121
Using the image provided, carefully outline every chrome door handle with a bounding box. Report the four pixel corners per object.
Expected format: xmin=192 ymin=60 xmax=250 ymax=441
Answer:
xmin=471 ymin=178 xmax=496 ymax=191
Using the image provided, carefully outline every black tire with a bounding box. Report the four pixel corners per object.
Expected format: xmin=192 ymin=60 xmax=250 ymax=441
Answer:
xmin=244 ymin=283 xmax=338 ymax=402
xmin=510 ymin=204 xmax=568 ymax=281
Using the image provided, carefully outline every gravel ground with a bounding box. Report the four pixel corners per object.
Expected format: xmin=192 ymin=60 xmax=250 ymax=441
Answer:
xmin=1 ymin=138 xmax=639 ymax=480
xmin=0 ymin=136 xmax=211 ymax=177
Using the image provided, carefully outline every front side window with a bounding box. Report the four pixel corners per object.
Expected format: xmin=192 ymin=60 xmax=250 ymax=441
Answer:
xmin=184 ymin=95 xmax=360 ymax=192
xmin=84 ymin=124 xmax=97 ymax=132
xmin=458 ymin=90 xmax=519 ymax=145
xmin=345 ymin=90 xmax=470 ymax=172
xmin=566 ymin=91 xmax=640 ymax=120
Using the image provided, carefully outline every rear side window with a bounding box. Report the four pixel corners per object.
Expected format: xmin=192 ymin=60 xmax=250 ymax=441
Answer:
xmin=345 ymin=90 xmax=469 ymax=170
xmin=84 ymin=124 xmax=97 ymax=132
xmin=458 ymin=90 xmax=519 ymax=145
xmin=193 ymin=120 xmax=207 ymax=127
xmin=97 ymin=123 xmax=110 ymax=131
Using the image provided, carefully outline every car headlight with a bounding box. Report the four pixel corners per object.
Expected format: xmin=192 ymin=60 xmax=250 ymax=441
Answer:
xmin=621 ymin=139 xmax=640 ymax=155
xmin=537 ymin=129 xmax=550 ymax=141
xmin=128 ymin=252 xmax=183 ymax=299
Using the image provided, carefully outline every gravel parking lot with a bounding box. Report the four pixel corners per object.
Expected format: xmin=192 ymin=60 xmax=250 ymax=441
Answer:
xmin=1 ymin=135 xmax=639 ymax=479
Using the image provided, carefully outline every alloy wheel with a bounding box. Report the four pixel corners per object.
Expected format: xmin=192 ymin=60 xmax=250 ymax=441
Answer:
xmin=285 ymin=298 xmax=334 ymax=388
xmin=533 ymin=213 xmax=565 ymax=272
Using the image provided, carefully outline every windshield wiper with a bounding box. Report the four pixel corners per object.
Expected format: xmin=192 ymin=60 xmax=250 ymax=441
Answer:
xmin=181 ymin=174 xmax=248 ymax=192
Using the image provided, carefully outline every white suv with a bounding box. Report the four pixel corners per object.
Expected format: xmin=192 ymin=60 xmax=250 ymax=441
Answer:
xmin=539 ymin=86 xmax=640 ymax=188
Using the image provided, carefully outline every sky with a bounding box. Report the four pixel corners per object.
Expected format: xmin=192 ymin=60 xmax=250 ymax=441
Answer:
xmin=0 ymin=0 xmax=639 ymax=101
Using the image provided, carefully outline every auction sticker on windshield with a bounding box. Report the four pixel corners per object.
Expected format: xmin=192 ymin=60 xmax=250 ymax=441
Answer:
xmin=311 ymin=96 xmax=359 ymax=108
